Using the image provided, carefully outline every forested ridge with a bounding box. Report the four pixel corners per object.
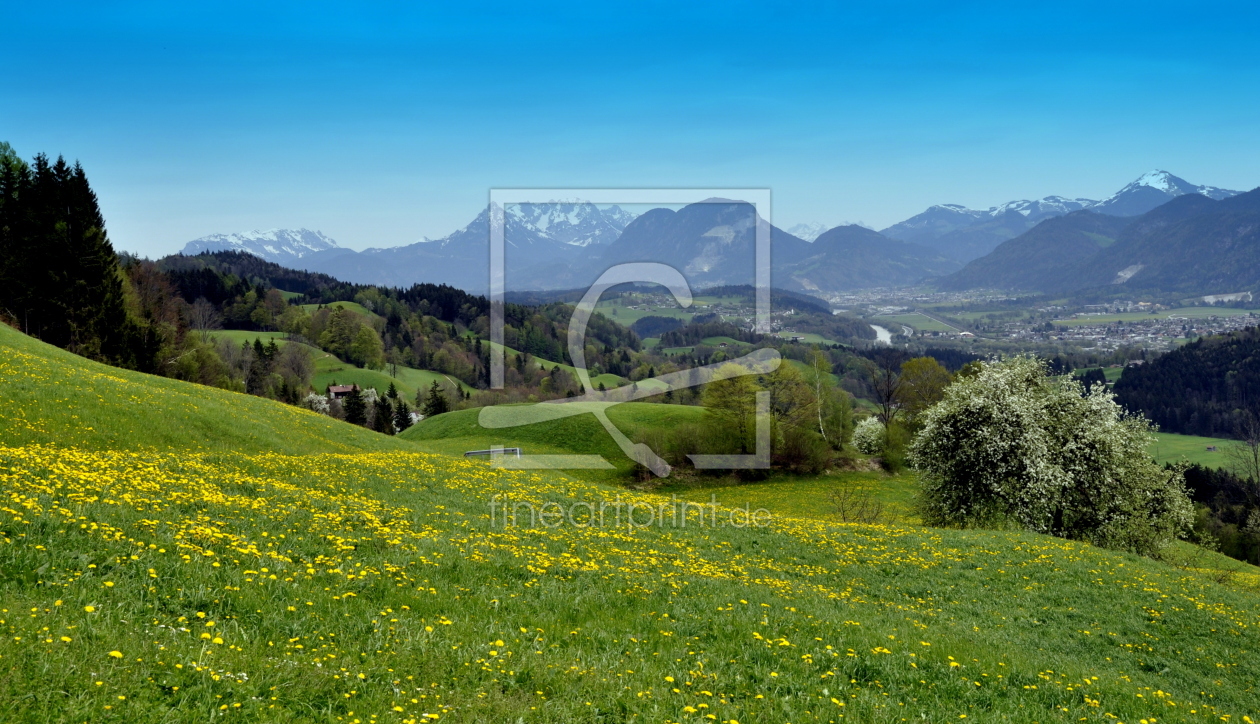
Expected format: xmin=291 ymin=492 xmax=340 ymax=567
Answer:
xmin=1114 ymin=326 xmax=1260 ymax=438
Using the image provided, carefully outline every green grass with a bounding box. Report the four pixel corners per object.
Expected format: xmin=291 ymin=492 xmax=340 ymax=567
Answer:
xmin=278 ymin=289 xmax=303 ymax=301
xmin=488 ymin=341 xmax=627 ymax=391
xmin=785 ymin=358 xmax=840 ymax=386
xmin=207 ymin=329 xmax=474 ymax=401
xmin=662 ymin=468 xmax=920 ymax=524
xmin=641 ymin=337 xmax=660 ymax=348
xmin=1150 ymin=431 xmax=1236 ymax=468
xmin=774 ymin=331 xmax=840 ymax=345
xmin=312 ymin=352 xmax=471 ymax=401
xmin=298 ymin=300 xmax=382 ymax=322
xmin=5 ymin=323 xmax=1260 ymax=721
xmin=590 ymin=294 xmax=741 ymax=326
xmin=208 ymin=330 xmax=293 ymax=346
xmin=658 ymin=346 xmax=693 ymax=355
xmin=699 ymin=335 xmax=743 ymax=346
xmin=0 ymin=324 xmax=410 ymax=455
xmin=402 ymin=402 xmax=707 ymax=480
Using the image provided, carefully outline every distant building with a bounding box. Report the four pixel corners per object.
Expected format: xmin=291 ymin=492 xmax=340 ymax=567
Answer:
xmin=327 ymin=384 xmax=360 ymax=400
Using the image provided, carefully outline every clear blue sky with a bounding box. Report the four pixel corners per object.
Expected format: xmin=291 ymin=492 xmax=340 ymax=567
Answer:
xmin=3 ymin=1 xmax=1258 ymax=257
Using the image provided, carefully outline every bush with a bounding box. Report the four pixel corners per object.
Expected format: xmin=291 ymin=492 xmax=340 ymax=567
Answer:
xmin=852 ymin=417 xmax=885 ymax=455
xmin=774 ymin=424 xmax=832 ymax=475
xmin=909 ymin=355 xmax=1192 ymax=556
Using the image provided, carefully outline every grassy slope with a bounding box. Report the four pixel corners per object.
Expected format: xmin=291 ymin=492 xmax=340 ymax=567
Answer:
xmin=0 ymin=325 xmax=409 ymax=455
xmin=488 ymin=341 xmax=625 ymax=390
xmin=298 ymin=300 xmax=381 ymax=321
xmin=402 ymin=402 xmax=707 ymax=481
xmin=3 ymin=325 xmax=1260 ymax=721
xmin=207 ymin=330 xmax=471 ymax=400
xmin=208 ymin=330 xmax=292 ymax=346
xmin=1151 ymin=431 xmax=1236 ymax=468
xmin=313 ymin=352 xmax=471 ymax=400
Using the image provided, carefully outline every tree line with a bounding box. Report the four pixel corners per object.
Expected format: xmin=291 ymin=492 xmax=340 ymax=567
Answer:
xmin=1114 ymin=326 xmax=1260 ymax=439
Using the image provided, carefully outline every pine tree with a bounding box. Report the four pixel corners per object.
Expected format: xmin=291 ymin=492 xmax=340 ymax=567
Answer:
xmin=393 ymin=400 xmax=413 ymax=432
xmin=421 ymin=381 xmax=449 ymax=417
xmin=0 ymin=153 xmax=140 ymax=366
xmin=343 ymin=387 xmax=367 ymax=425
xmin=386 ymin=381 xmax=398 ymax=400
xmin=373 ymin=397 xmax=395 ymax=434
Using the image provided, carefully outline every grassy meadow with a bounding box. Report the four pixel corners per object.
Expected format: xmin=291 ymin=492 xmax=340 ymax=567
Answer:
xmin=313 ymin=353 xmax=472 ymax=400
xmin=298 ymin=301 xmax=382 ymax=322
xmin=1150 ymin=431 xmax=1237 ymax=468
xmin=207 ymin=330 xmax=473 ymax=400
xmin=3 ymin=323 xmax=1260 ymax=721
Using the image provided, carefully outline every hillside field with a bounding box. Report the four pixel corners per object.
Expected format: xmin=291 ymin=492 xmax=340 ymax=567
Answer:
xmin=1150 ymin=431 xmax=1237 ymax=468
xmin=2 ymin=323 xmax=1260 ymax=721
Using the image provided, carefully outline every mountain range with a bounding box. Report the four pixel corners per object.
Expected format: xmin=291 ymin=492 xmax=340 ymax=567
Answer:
xmin=179 ymin=170 xmax=1247 ymax=297
xmin=880 ymin=171 xmax=1241 ymax=262
xmin=937 ymin=187 xmax=1260 ymax=295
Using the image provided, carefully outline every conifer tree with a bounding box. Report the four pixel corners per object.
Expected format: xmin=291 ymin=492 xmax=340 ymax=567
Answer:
xmin=421 ymin=381 xmax=449 ymax=417
xmin=373 ymin=397 xmax=395 ymax=434
xmin=0 ymin=151 xmax=141 ymax=366
xmin=343 ymin=387 xmax=367 ymax=425
xmin=393 ymin=400 xmax=413 ymax=432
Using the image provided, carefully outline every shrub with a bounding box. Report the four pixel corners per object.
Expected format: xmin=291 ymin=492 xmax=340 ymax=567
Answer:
xmin=853 ymin=417 xmax=885 ymax=455
xmin=909 ymin=356 xmax=1192 ymax=556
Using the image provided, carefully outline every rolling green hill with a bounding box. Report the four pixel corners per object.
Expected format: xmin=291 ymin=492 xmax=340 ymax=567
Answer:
xmin=207 ymin=329 xmax=472 ymax=400
xmin=403 ymin=402 xmax=706 ymax=479
xmin=0 ymin=324 xmax=408 ymax=454
xmin=3 ymin=323 xmax=1260 ymax=721
xmin=298 ymin=300 xmax=381 ymax=321
xmin=313 ymin=351 xmax=471 ymax=400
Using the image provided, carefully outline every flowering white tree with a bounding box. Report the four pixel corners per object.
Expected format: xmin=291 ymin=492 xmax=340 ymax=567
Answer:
xmin=302 ymin=392 xmax=330 ymax=414
xmin=853 ymin=417 xmax=885 ymax=455
xmin=909 ymin=355 xmax=1191 ymax=556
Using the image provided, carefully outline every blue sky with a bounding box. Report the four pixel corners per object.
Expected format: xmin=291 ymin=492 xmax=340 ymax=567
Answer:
xmin=2 ymin=1 xmax=1258 ymax=257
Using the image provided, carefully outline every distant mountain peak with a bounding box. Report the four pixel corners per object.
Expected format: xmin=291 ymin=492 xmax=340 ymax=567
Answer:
xmin=1132 ymin=169 xmax=1179 ymax=192
xmin=785 ymin=222 xmax=829 ymax=242
xmin=181 ymin=228 xmax=340 ymax=265
xmin=1092 ymin=170 xmax=1240 ymax=215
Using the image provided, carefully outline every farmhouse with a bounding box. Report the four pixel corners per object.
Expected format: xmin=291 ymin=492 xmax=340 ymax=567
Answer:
xmin=327 ymin=384 xmax=360 ymax=400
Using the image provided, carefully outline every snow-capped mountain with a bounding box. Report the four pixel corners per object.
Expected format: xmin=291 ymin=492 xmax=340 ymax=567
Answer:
xmin=1088 ymin=170 xmax=1240 ymax=216
xmin=882 ymin=171 xmax=1241 ymax=262
xmin=785 ymin=222 xmax=830 ymax=242
xmin=181 ymin=229 xmax=340 ymax=266
xmin=295 ymin=202 xmax=642 ymax=291
xmin=504 ymin=202 xmax=637 ymax=247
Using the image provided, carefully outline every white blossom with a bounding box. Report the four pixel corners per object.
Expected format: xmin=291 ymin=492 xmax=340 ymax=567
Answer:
xmin=853 ymin=417 xmax=885 ymax=455
xmin=909 ymin=355 xmax=1191 ymax=555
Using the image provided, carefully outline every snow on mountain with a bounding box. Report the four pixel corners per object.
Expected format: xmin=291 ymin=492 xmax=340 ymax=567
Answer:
xmin=1089 ymin=170 xmax=1241 ymax=215
xmin=786 ymin=222 xmax=830 ymax=241
xmin=504 ymin=201 xmax=637 ymax=247
xmin=990 ymin=196 xmax=1096 ymax=218
xmin=181 ymin=228 xmax=340 ymax=265
xmin=883 ymin=170 xmax=1243 ymax=260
